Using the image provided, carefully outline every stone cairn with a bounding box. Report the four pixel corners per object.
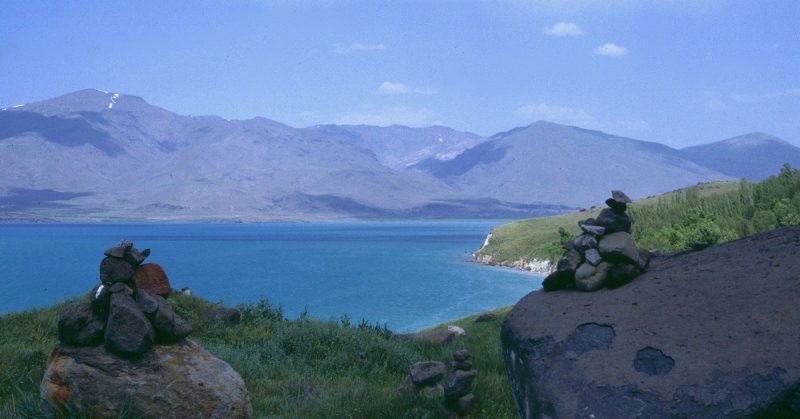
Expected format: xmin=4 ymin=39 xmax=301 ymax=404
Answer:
xmin=398 ymin=349 xmax=477 ymax=417
xmin=57 ymin=240 xmax=191 ymax=355
xmin=442 ymin=349 xmax=477 ymax=417
xmin=543 ymin=190 xmax=652 ymax=292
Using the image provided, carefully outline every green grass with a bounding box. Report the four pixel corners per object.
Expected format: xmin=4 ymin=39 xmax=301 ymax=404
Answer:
xmin=475 ymin=181 xmax=739 ymax=265
xmin=0 ymin=295 xmax=517 ymax=418
xmin=478 ymin=165 xmax=800 ymax=267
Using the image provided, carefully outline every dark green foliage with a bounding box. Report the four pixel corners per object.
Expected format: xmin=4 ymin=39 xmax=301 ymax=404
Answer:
xmin=1 ymin=294 xmax=517 ymax=418
xmin=630 ymin=164 xmax=800 ymax=252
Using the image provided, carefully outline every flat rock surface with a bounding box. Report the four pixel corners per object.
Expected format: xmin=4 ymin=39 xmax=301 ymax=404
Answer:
xmin=40 ymin=339 xmax=253 ymax=418
xmin=502 ymin=225 xmax=800 ymax=418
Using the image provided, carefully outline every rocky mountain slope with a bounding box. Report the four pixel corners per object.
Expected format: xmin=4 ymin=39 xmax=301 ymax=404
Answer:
xmin=681 ymin=132 xmax=800 ymax=180
xmin=4 ymin=89 xmax=796 ymax=220
xmin=411 ymin=121 xmax=731 ymax=207
xmin=0 ymin=90 xmax=561 ymax=220
xmin=305 ymin=124 xmax=483 ymax=169
xmin=502 ymin=225 xmax=800 ymax=418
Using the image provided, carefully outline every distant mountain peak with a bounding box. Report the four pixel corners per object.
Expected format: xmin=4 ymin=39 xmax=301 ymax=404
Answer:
xmin=721 ymin=132 xmax=789 ymax=148
xmin=11 ymin=89 xmax=153 ymax=116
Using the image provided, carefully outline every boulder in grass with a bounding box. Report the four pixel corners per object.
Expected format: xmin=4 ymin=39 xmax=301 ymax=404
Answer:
xmin=40 ymin=340 xmax=253 ymax=418
xmin=133 ymin=263 xmax=171 ymax=298
xmin=58 ymin=302 xmax=106 ymax=346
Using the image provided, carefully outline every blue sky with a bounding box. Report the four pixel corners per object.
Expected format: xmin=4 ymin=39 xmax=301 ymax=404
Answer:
xmin=1 ymin=0 xmax=798 ymax=146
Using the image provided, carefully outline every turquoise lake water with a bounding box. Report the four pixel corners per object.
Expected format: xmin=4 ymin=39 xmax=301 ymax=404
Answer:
xmin=0 ymin=221 xmax=542 ymax=332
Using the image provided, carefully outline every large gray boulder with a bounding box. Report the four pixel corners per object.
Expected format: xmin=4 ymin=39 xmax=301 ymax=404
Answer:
xmin=502 ymin=225 xmax=800 ymax=418
xmin=40 ymin=339 xmax=253 ymax=418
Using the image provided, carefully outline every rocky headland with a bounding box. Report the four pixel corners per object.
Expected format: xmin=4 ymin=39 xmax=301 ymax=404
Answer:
xmin=502 ymin=224 xmax=800 ymax=418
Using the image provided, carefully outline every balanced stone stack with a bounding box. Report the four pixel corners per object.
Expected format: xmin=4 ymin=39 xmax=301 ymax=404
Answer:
xmin=399 ymin=361 xmax=446 ymax=401
xmin=543 ymin=190 xmax=652 ymax=292
xmin=57 ymin=240 xmax=191 ymax=355
xmin=442 ymin=349 xmax=477 ymax=417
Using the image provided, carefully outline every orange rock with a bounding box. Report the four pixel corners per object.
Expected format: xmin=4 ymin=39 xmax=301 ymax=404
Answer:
xmin=133 ymin=263 xmax=171 ymax=297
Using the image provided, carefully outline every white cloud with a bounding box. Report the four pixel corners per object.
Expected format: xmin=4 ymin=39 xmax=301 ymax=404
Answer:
xmin=378 ymin=81 xmax=410 ymax=94
xmin=334 ymin=43 xmax=386 ymax=54
xmin=377 ymin=81 xmax=438 ymax=95
xmin=337 ymin=106 xmax=440 ymax=127
xmin=543 ymin=22 xmax=585 ymax=36
xmin=514 ymin=103 xmax=596 ymax=126
xmin=593 ymin=42 xmax=628 ymax=57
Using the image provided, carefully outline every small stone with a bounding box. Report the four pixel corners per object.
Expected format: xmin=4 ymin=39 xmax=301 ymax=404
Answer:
xmin=135 ymin=288 xmax=159 ymax=315
xmin=104 ymin=293 xmax=154 ymax=355
xmin=594 ymin=208 xmax=632 ymax=234
xmin=598 ymin=232 xmax=641 ymax=265
xmin=103 ymin=240 xmax=133 ymax=259
xmin=58 ymin=302 xmax=106 ymax=346
xmin=151 ymin=295 xmax=192 ymax=343
xmin=573 ymin=233 xmax=598 ymax=251
xmin=611 ymin=190 xmax=632 ymax=204
xmin=410 ymin=361 xmax=446 ymax=387
xmin=557 ymin=249 xmax=582 ymax=273
xmin=123 ymin=247 xmax=150 ymax=267
xmin=107 ymin=282 xmax=133 ymax=295
xmin=453 ymin=349 xmax=471 ymax=362
xmin=649 ymin=248 xmax=663 ymax=258
xmin=575 ymin=262 xmax=610 ymax=291
xmin=133 ymin=263 xmax=171 ymax=298
xmin=444 ymin=369 xmax=477 ymax=400
xmin=447 ymin=326 xmax=466 ymax=336
xmin=99 ymin=257 xmax=134 ymax=283
xmin=89 ymin=283 xmax=111 ymax=315
xmin=579 ymin=222 xmax=606 ymax=236
xmin=584 ymin=248 xmax=603 ymax=266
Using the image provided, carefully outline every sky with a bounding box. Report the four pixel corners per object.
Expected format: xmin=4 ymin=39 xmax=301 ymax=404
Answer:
xmin=1 ymin=0 xmax=798 ymax=147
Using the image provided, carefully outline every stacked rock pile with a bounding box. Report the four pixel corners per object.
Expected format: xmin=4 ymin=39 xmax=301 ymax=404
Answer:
xmin=442 ymin=349 xmax=477 ymax=417
xmin=399 ymin=361 xmax=446 ymax=400
xmin=57 ymin=240 xmax=191 ymax=355
xmin=543 ymin=190 xmax=652 ymax=292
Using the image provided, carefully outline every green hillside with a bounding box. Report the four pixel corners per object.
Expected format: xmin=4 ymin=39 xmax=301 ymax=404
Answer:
xmin=1 ymin=295 xmax=516 ymax=418
xmin=476 ymin=165 xmax=800 ymax=267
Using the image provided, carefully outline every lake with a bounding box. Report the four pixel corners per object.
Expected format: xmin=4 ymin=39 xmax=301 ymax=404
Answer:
xmin=0 ymin=221 xmax=542 ymax=332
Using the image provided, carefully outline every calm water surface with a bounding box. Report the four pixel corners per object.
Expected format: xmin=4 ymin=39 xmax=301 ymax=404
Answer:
xmin=0 ymin=221 xmax=542 ymax=332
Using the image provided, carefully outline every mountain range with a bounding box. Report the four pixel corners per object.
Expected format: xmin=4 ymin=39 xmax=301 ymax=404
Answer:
xmin=1 ymin=89 xmax=798 ymax=220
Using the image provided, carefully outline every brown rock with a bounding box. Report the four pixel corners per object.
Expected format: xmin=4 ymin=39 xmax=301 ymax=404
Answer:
xmin=133 ymin=263 xmax=171 ymax=298
xmin=40 ymin=340 xmax=253 ymax=418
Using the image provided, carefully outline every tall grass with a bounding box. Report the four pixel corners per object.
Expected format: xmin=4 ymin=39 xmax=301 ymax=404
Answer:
xmin=1 ymin=294 xmax=517 ymax=418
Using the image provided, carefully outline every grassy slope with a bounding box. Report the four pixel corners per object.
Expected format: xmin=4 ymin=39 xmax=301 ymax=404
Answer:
xmin=476 ymin=181 xmax=738 ymax=265
xmin=0 ymin=295 xmax=517 ymax=418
